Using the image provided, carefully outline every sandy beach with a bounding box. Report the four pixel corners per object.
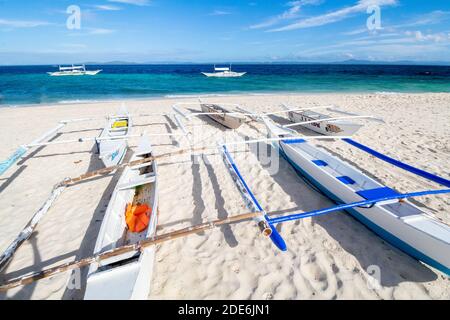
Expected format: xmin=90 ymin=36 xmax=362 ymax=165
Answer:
xmin=0 ymin=92 xmax=449 ymax=300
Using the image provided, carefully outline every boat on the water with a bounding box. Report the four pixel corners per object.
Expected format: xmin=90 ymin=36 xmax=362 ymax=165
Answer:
xmin=260 ymin=116 xmax=450 ymax=275
xmin=47 ymin=65 xmax=102 ymax=76
xmin=280 ymin=104 xmax=364 ymax=136
xmin=200 ymin=103 xmax=246 ymax=129
xmin=85 ymin=136 xmax=158 ymax=300
xmin=97 ymin=114 xmax=132 ymax=167
xmin=202 ymin=65 xmax=246 ymax=78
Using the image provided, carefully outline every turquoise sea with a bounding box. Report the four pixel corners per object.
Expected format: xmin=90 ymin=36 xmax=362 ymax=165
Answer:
xmin=0 ymin=64 xmax=449 ymax=106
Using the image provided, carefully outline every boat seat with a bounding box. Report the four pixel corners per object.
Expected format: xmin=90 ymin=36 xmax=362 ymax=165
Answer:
xmin=312 ymin=160 xmax=328 ymax=167
xmin=336 ymin=176 xmax=356 ymax=185
xmin=118 ymin=175 xmax=156 ymax=190
xmin=356 ymin=187 xmax=399 ymax=200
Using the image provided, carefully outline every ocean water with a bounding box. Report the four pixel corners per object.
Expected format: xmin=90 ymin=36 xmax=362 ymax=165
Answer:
xmin=0 ymin=64 xmax=449 ymax=106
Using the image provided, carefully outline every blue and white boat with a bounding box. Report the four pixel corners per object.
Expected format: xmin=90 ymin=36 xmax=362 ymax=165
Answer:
xmin=261 ymin=116 xmax=450 ymax=275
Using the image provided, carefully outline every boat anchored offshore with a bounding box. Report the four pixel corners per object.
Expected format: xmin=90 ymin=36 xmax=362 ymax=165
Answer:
xmin=47 ymin=64 xmax=102 ymax=76
xmin=202 ymin=64 xmax=246 ymax=78
xmin=84 ymin=136 xmax=158 ymax=300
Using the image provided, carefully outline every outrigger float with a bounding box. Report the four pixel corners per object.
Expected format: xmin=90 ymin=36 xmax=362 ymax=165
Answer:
xmin=0 ymin=102 xmax=449 ymax=295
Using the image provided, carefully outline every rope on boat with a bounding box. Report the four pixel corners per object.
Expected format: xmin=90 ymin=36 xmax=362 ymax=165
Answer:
xmin=343 ymin=139 xmax=450 ymax=188
xmin=0 ymin=182 xmax=67 ymax=273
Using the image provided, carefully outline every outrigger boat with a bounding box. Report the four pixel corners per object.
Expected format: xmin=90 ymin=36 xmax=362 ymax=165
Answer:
xmin=97 ymin=113 xmax=132 ymax=167
xmin=248 ymin=115 xmax=450 ymax=274
xmin=280 ymin=104 xmax=366 ymax=136
xmin=84 ymin=136 xmax=158 ymax=300
xmin=202 ymin=64 xmax=246 ymax=78
xmin=200 ymin=103 xmax=246 ymax=129
xmin=47 ymin=65 xmax=102 ymax=76
xmin=173 ymin=101 xmax=247 ymax=129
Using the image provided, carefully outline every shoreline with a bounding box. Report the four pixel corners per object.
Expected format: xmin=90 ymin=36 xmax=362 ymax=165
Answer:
xmin=1 ymin=90 xmax=450 ymax=109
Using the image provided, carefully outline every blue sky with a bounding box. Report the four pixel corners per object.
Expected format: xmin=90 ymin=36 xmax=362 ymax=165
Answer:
xmin=0 ymin=0 xmax=449 ymax=64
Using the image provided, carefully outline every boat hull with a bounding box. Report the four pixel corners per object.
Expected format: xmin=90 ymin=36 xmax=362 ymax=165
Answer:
xmin=202 ymin=72 xmax=246 ymax=78
xmin=98 ymin=116 xmax=131 ymax=167
xmin=288 ymin=111 xmax=363 ymax=136
xmin=47 ymin=70 xmax=102 ymax=76
xmin=201 ymin=104 xmax=245 ymax=129
xmin=263 ymin=119 xmax=450 ymax=275
xmin=85 ymin=137 xmax=158 ymax=299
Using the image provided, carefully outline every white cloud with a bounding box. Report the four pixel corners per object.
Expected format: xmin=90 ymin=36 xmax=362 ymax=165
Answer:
xmin=250 ymin=0 xmax=322 ymax=29
xmin=89 ymin=28 xmax=115 ymax=35
xmin=108 ymin=0 xmax=150 ymax=6
xmin=0 ymin=18 xmax=52 ymax=28
xmin=269 ymin=0 xmax=397 ymax=32
xmin=209 ymin=10 xmax=232 ymax=16
xmin=405 ymin=30 xmax=449 ymax=43
xmin=94 ymin=5 xmax=122 ymax=11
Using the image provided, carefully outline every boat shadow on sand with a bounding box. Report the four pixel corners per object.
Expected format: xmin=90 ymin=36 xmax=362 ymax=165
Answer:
xmin=240 ymin=129 xmax=438 ymax=287
xmin=190 ymin=154 xmax=238 ymax=248
xmin=60 ymin=145 xmax=132 ymax=300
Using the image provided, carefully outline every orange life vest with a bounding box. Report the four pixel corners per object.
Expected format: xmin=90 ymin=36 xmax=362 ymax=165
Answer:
xmin=125 ymin=203 xmax=151 ymax=233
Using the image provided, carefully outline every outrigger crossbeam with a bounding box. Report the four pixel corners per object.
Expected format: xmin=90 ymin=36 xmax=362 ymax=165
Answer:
xmin=268 ymin=189 xmax=450 ymax=225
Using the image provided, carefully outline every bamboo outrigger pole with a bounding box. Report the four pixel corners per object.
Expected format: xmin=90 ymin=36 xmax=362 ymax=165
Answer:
xmin=0 ymin=211 xmax=260 ymax=291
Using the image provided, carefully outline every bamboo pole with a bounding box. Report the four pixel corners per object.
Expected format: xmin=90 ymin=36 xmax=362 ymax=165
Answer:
xmin=282 ymin=115 xmax=383 ymax=129
xmin=0 ymin=211 xmax=260 ymax=291
xmin=0 ymin=184 xmax=67 ymax=273
xmin=59 ymin=145 xmax=212 ymax=186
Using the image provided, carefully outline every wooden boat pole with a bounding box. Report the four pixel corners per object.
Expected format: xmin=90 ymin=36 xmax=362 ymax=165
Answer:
xmin=0 ymin=211 xmax=260 ymax=291
xmin=267 ymin=105 xmax=334 ymax=116
xmin=0 ymin=123 xmax=66 ymax=176
xmin=282 ymin=115 xmax=383 ymax=129
xmin=0 ymin=184 xmax=67 ymax=273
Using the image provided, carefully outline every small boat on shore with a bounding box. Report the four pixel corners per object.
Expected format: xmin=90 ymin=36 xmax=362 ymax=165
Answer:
xmin=202 ymin=64 xmax=246 ymax=78
xmin=47 ymin=65 xmax=102 ymax=76
xmin=200 ymin=103 xmax=246 ymax=129
xmin=97 ymin=114 xmax=132 ymax=167
xmin=280 ymin=104 xmax=364 ymax=136
xmin=85 ymin=136 xmax=158 ymax=300
xmin=260 ymin=116 xmax=450 ymax=275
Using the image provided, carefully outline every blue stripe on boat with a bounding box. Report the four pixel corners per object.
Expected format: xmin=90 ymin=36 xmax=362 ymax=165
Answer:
xmin=282 ymin=139 xmax=306 ymax=144
xmin=344 ymin=138 xmax=450 ymax=188
xmin=336 ymin=176 xmax=356 ymax=185
xmin=312 ymin=160 xmax=328 ymax=167
xmin=278 ymin=144 xmax=450 ymax=276
xmin=357 ymin=187 xmax=399 ymax=200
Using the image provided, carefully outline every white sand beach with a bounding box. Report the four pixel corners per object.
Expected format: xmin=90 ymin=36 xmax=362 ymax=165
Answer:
xmin=0 ymin=93 xmax=449 ymax=300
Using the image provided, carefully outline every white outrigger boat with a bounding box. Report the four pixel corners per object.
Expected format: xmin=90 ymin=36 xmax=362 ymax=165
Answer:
xmin=200 ymin=103 xmax=247 ymax=129
xmin=47 ymin=65 xmax=102 ymax=76
xmin=173 ymin=100 xmax=247 ymax=129
xmin=280 ymin=104 xmax=364 ymax=136
xmin=254 ymin=115 xmax=450 ymax=275
xmin=97 ymin=114 xmax=132 ymax=167
xmin=85 ymin=136 xmax=158 ymax=300
xmin=202 ymin=64 xmax=246 ymax=78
